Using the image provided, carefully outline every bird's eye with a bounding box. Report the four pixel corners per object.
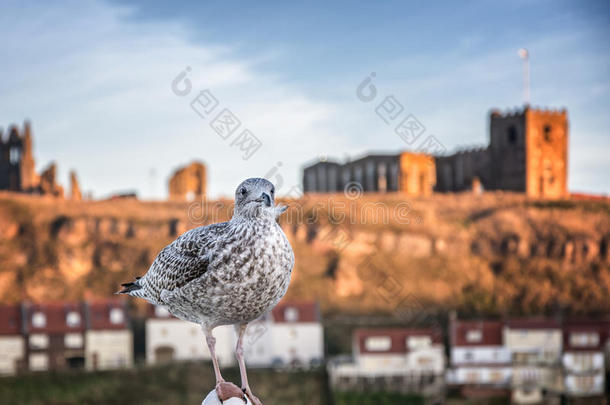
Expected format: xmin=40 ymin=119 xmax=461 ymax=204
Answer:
xmin=270 ymin=187 xmax=275 ymax=196
xmin=240 ymin=187 xmax=247 ymax=196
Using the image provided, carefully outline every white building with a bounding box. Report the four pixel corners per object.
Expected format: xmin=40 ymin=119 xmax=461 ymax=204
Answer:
xmin=146 ymin=301 xmax=323 ymax=368
xmin=448 ymin=318 xmax=512 ymax=390
xmin=146 ymin=305 xmax=235 ymax=366
xmin=503 ymin=319 xmax=563 ymax=404
xmin=329 ymin=327 xmax=445 ymax=395
xmin=84 ymin=300 xmax=132 ymax=370
xmin=243 ymin=301 xmax=324 ymax=368
xmin=562 ymin=321 xmax=606 ymax=397
xmin=0 ymin=304 xmax=25 ymax=375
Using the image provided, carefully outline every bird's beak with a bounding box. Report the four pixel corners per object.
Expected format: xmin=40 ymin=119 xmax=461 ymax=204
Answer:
xmin=274 ymin=205 xmax=288 ymax=218
xmin=261 ymin=192 xmax=272 ymax=207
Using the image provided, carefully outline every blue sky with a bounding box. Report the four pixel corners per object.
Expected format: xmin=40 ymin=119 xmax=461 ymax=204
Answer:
xmin=0 ymin=0 xmax=608 ymax=198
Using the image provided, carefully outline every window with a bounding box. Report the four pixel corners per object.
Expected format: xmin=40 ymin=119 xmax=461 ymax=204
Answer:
xmin=284 ymin=307 xmax=299 ymax=322
xmin=465 ymin=371 xmax=480 ymax=383
xmin=109 ymin=308 xmax=124 ymax=324
xmin=407 ymin=335 xmax=431 ymax=350
xmin=64 ymin=333 xmax=83 ymax=348
xmin=29 ymin=334 xmax=49 ymax=349
xmin=573 ymin=353 xmax=594 ymax=369
xmin=66 ymin=311 xmax=81 ymax=327
xmin=570 ymin=332 xmax=599 ymax=348
xmin=364 ymin=336 xmax=392 ymax=352
xmin=32 ymin=312 xmax=46 ymax=328
xmin=417 ymin=356 xmax=433 ymax=366
xmin=575 ymin=375 xmax=595 ymax=391
xmin=29 ymin=353 xmax=49 ymax=371
xmin=9 ymin=147 xmax=21 ymax=164
xmin=507 ymin=126 xmax=517 ymax=144
xmin=543 ymin=125 xmax=552 ymax=142
xmin=465 ymin=329 xmax=482 ymax=343
xmin=489 ymin=371 xmax=504 ymax=382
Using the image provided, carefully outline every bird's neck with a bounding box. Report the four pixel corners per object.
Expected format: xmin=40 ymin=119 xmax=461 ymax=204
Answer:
xmin=231 ymin=213 xmax=277 ymax=227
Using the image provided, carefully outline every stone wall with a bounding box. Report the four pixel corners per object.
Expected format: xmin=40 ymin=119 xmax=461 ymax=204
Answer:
xmin=524 ymin=109 xmax=568 ymax=199
xmin=399 ymin=152 xmax=435 ymax=196
xmin=168 ymin=161 xmax=207 ymax=201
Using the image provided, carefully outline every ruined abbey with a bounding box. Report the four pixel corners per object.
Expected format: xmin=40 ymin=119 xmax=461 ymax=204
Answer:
xmin=0 ymin=121 xmax=81 ymax=199
xmin=168 ymin=161 xmax=207 ymax=201
xmin=303 ymin=106 xmax=569 ymax=199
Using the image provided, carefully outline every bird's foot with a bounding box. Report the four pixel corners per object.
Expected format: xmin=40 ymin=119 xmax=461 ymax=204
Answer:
xmin=215 ymin=381 xmax=245 ymax=403
xmin=243 ymin=387 xmax=262 ymax=405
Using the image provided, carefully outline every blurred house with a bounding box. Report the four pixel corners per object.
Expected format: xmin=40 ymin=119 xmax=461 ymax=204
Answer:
xmin=503 ymin=319 xmax=563 ymax=404
xmin=447 ymin=318 xmax=512 ymax=393
xmin=146 ymin=301 xmax=323 ymax=369
xmin=0 ymin=299 xmax=132 ymax=374
xmin=0 ymin=304 xmax=25 ymax=375
xmin=23 ymin=302 xmax=87 ymax=371
xmin=328 ymin=327 xmax=445 ymax=395
xmin=84 ymin=300 xmax=132 ymax=370
xmin=303 ymin=106 xmax=568 ymax=199
xmin=145 ymin=305 xmax=235 ymax=366
xmin=562 ymin=320 xmax=607 ymax=398
xmin=243 ymin=301 xmax=324 ymax=368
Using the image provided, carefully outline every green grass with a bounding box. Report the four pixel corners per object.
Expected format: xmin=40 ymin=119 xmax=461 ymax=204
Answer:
xmin=0 ymin=363 xmax=331 ymax=405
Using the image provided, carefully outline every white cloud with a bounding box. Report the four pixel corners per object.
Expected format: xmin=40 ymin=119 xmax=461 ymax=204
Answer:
xmin=0 ymin=0 xmax=351 ymax=199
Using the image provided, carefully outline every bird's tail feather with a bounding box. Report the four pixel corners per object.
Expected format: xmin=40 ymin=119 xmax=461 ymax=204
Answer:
xmin=117 ymin=279 xmax=141 ymax=294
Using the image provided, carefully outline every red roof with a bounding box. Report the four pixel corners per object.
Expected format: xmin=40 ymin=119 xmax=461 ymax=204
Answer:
xmin=452 ymin=320 xmax=503 ymax=346
xmin=86 ymin=299 xmax=129 ymax=330
xmin=355 ymin=327 xmax=442 ymax=354
xmin=563 ymin=320 xmax=609 ymax=352
xmin=271 ymin=301 xmax=320 ymax=323
xmin=25 ymin=302 xmax=86 ymax=334
xmin=0 ymin=304 xmax=22 ymax=335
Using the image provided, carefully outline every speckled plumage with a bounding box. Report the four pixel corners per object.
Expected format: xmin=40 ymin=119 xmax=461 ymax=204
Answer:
xmin=120 ymin=178 xmax=294 ymax=329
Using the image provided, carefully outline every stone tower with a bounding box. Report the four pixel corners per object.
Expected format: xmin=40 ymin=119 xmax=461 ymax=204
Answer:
xmin=168 ymin=161 xmax=207 ymax=201
xmin=0 ymin=121 xmax=37 ymax=192
xmin=489 ymin=107 xmax=568 ymax=199
xmin=20 ymin=121 xmax=37 ymax=190
xmin=398 ymin=152 xmax=436 ymax=196
xmin=70 ymin=170 xmax=82 ymax=201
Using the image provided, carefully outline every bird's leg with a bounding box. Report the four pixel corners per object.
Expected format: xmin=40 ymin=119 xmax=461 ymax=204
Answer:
xmin=203 ymin=326 xmax=243 ymax=402
xmin=235 ymin=323 xmax=262 ymax=405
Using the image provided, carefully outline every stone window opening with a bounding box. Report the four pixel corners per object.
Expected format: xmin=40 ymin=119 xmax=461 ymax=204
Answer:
xmin=543 ymin=124 xmax=552 ymax=142
xmin=9 ymin=147 xmax=21 ymax=164
xmin=507 ymin=126 xmax=517 ymax=145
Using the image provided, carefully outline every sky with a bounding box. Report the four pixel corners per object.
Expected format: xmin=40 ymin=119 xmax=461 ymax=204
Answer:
xmin=0 ymin=0 xmax=608 ymax=199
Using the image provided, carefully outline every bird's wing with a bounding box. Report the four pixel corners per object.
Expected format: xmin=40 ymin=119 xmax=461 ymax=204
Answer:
xmin=137 ymin=221 xmax=230 ymax=301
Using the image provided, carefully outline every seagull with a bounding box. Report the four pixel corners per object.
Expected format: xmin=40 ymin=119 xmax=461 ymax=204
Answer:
xmin=118 ymin=178 xmax=294 ymax=405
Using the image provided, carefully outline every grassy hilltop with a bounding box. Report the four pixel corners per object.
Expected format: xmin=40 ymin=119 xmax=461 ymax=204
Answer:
xmin=0 ymin=191 xmax=609 ymax=317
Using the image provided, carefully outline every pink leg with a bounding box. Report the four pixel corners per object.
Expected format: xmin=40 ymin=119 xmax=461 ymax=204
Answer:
xmin=236 ymin=323 xmax=262 ymax=405
xmin=203 ymin=326 xmax=243 ymax=402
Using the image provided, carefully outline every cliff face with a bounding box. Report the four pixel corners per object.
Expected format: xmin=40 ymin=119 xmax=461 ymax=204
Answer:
xmin=0 ymin=192 xmax=608 ymax=316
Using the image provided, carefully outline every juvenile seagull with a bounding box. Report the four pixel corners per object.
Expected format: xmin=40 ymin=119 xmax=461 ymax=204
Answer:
xmin=119 ymin=178 xmax=294 ymax=405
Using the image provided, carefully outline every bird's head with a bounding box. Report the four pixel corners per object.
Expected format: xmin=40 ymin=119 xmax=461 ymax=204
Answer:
xmin=233 ymin=178 xmax=286 ymax=220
